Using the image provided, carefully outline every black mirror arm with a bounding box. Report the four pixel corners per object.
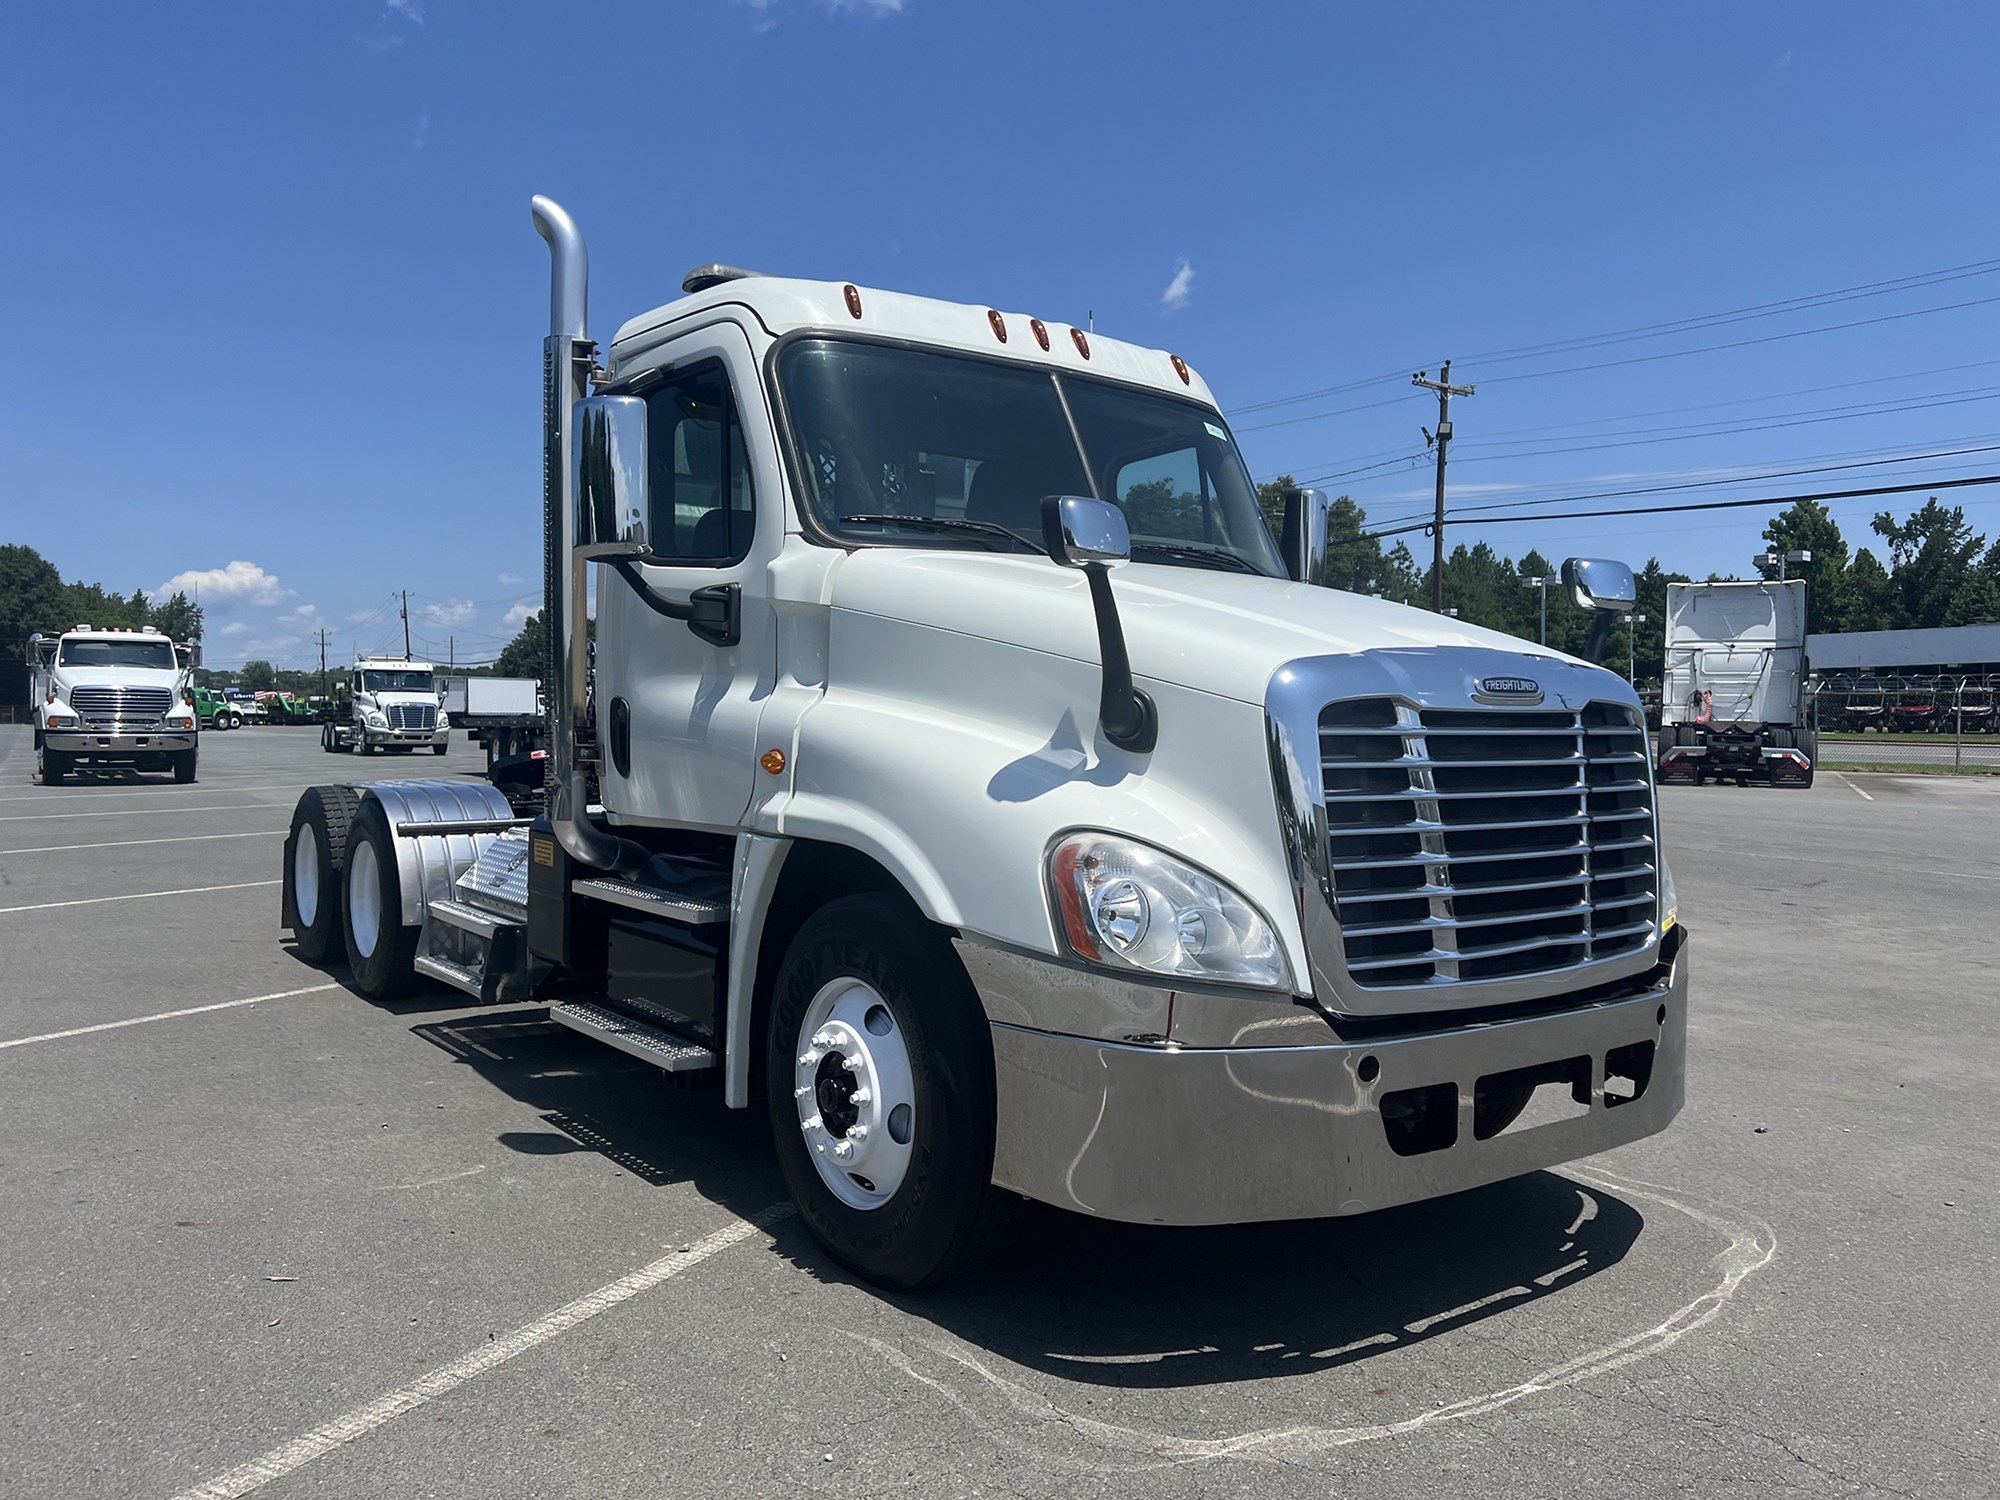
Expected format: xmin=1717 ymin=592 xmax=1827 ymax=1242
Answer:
xmin=1083 ymin=564 xmax=1158 ymax=754
xmin=608 ymin=559 xmax=741 ymax=647
xmin=1585 ymin=612 xmax=1614 ymax=663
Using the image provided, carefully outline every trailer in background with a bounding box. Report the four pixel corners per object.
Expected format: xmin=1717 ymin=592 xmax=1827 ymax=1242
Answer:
xmin=1656 ymin=579 xmax=1813 ymax=787
xmin=438 ymin=674 xmax=544 ymax=785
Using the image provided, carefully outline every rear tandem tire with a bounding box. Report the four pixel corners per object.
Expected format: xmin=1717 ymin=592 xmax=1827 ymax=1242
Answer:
xmin=341 ymin=799 xmax=423 ymax=1000
xmin=287 ymin=785 xmax=363 ymax=963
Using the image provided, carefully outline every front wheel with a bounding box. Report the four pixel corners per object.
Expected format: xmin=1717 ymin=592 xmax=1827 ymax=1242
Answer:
xmin=171 ymin=748 xmax=197 ymax=784
xmin=765 ymin=895 xmax=1018 ymax=1290
xmin=432 ymin=742 xmax=449 ymax=756
xmin=41 ymin=747 xmax=69 ymax=786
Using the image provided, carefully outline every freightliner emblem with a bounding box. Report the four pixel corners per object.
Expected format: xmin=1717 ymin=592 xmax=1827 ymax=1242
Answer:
xmin=1478 ymin=676 xmax=1542 ymax=698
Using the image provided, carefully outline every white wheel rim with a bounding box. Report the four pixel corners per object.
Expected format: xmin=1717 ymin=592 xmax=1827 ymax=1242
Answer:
xmin=348 ymin=840 xmax=382 ymax=958
xmin=294 ymin=823 xmax=320 ymax=925
xmin=794 ymin=978 xmax=918 ymax=1210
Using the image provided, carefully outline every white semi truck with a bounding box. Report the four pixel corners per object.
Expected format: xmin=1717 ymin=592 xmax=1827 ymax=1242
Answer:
xmin=1656 ymin=580 xmax=1814 ymax=788
xmin=320 ymin=657 xmax=451 ymax=756
xmin=27 ymin=626 xmax=202 ymax=784
xmin=279 ymin=198 xmax=1687 ymax=1288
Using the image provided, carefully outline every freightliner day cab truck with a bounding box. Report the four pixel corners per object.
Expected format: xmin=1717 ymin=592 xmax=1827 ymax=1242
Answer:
xmin=280 ymin=198 xmax=1687 ymax=1288
xmin=1656 ymin=579 xmax=1814 ymax=788
xmin=28 ymin=625 xmax=201 ymax=784
xmin=320 ymin=657 xmax=451 ymax=756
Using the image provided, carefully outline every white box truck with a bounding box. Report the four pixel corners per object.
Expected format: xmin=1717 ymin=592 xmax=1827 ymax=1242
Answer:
xmin=278 ymin=198 xmax=1688 ymax=1288
xmin=27 ymin=626 xmax=201 ymax=784
xmin=1656 ymin=580 xmax=1813 ymax=787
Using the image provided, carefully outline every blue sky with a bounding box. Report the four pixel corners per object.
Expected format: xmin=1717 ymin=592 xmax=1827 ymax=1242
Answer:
xmin=8 ymin=2 xmax=2000 ymax=666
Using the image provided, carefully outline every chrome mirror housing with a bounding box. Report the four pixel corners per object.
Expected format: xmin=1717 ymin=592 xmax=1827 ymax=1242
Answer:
xmin=572 ymin=396 xmax=651 ymax=559
xmin=1279 ymin=487 xmax=1330 ymax=584
xmin=1040 ymin=495 xmax=1131 ymax=568
xmin=1562 ymin=557 xmax=1636 ymax=613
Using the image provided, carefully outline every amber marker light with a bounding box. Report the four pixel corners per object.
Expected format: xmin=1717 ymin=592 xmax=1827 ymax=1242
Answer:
xmin=843 ymin=284 xmax=863 ymax=319
xmin=1030 ymin=317 xmax=1050 ymax=350
xmin=760 ymin=748 xmax=787 ymax=775
xmin=1070 ymin=327 xmax=1090 ymax=359
xmin=987 ymin=309 xmax=1008 ymax=342
xmin=1170 ymin=354 xmax=1191 ymax=385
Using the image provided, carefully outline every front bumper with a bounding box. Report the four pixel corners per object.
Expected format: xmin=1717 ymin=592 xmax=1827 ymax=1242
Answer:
xmin=971 ymin=937 xmax=1687 ymax=1226
xmin=45 ymin=729 xmax=196 ymax=755
xmin=364 ymin=727 xmax=449 ymax=745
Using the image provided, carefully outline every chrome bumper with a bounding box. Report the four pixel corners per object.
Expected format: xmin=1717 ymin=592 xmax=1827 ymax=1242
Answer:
xmin=46 ymin=730 xmax=196 ymax=754
xmin=972 ymin=940 xmax=1687 ymax=1226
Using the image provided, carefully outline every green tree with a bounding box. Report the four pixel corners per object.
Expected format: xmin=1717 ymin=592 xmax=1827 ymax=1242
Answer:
xmin=1872 ymin=498 xmax=1987 ymax=628
xmin=153 ymin=591 xmax=204 ymax=643
xmin=1759 ymin=499 xmax=1850 ymax=633
xmin=494 ymin=612 xmax=545 ymax=680
xmin=1843 ymin=547 xmax=1901 ymax=631
xmin=239 ymin=659 xmax=277 ymax=692
xmin=0 ymin=544 xmax=67 ymax=650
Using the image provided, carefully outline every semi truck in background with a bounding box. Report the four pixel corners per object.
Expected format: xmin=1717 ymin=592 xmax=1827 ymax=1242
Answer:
xmin=277 ymin=196 xmax=1687 ymax=1289
xmin=1656 ymin=580 xmax=1813 ymax=788
xmin=27 ymin=625 xmax=201 ymax=784
xmin=320 ymin=657 xmax=450 ymax=756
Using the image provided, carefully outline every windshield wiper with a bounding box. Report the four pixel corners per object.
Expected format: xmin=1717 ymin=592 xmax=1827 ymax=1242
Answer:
xmin=840 ymin=514 xmax=1041 ymax=552
xmin=1128 ymin=540 xmax=1265 ymax=574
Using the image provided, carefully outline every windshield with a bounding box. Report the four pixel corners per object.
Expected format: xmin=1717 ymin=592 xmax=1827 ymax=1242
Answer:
xmin=779 ymin=340 xmax=1285 ymax=577
xmin=59 ymin=638 xmax=176 ymax=670
xmin=361 ymin=670 xmax=435 ymax=694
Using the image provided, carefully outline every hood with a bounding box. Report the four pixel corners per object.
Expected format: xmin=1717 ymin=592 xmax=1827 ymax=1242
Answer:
xmin=826 ymin=549 xmax=1599 ymax=706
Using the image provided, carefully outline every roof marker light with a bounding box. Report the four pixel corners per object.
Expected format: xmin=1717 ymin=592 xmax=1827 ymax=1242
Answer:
xmin=1030 ymin=318 xmax=1049 ymax=351
xmin=987 ymin=309 xmax=1008 ymax=343
xmin=1170 ymin=354 xmax=1191 ymax=385
xmin=843 ymin=284 xmax=863 ymax=319
xmin=1070 ymin=328 xmax=1090 ymax=359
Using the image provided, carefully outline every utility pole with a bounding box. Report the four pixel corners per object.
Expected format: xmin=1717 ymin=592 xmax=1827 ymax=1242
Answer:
xmin=317 ymin=628 xmax=329 ymax=704
xmin=449 ymin=635 xmax=455 ymax=671
xmin=1414 ymin=361 xmax=1475 ymax=613
xmin=400 ymin=591 xmax=412 ymax=660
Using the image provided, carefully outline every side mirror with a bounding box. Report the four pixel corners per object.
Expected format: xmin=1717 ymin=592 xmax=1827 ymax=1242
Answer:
xmin=1279 ymin=487 xmax=1330 ymax=584
xmin=1041 ymin=495 xmax=1131 ymax=567
xmin=178 ymin=641 xmax=202 ymax=670
xmin=1561 ymin=557 xmax=1636 ymax=613
xmin=1562 ymin=557 xmax=1637 ymax=664
xmin=572 ymin=396 xmax=651 ymax=559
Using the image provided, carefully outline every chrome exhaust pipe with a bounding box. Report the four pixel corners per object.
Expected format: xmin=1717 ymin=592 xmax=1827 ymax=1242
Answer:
xmin=532 ymin=195 xmax=643 ymax=876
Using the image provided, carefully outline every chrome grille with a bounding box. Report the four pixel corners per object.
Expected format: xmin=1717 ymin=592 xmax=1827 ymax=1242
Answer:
xmin=1319 ymin=698 xmax=1657 ymax=988
xmin=387 ymin=703 xmax=437 ymax=731
xmin=68 ymin=686 xmax=174 ymax=725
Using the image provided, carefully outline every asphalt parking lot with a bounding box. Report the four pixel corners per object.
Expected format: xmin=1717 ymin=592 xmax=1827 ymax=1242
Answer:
xmin=1 ymin=725 xmax=1993 ymax=1499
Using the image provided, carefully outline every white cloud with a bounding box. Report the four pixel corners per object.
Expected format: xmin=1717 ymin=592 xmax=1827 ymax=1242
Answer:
xmin=421 ymin=598 xmax=476 ymax=626
xmin=387 ymin=0 xmax=423 ymax=20
xmin=412 ymin=111 xmax=431 ymax=150
xmin=1161 ymin=258 xmax=1194 ymax=312
xmin=221 ymin=621 xmax=249 ymax=638
xmin=284 ymin=603 xmax=319 ymax=623
xmin=157 ymin=560 xmax=286 ymax=607
xmin=502 ymin=603 xmax=534 ymax=631
xmin=497 ymin=573 xmax=524 ymax=585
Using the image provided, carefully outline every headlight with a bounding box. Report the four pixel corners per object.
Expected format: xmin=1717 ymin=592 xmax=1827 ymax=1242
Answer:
xmin=362 ymin=708 xmax=388 ymax=727
xmin=1659 ymin=857 xmax=1679 ymax=934
xmin=436 ymin=711 xmax=450 ymax=728
xmin=45 ymin=712 xmax=74 ymax=728
xmin=167 ymin=714 xmax=194 ymax=728
xmin=1048 ymin=834 xmax=1291 ymax=991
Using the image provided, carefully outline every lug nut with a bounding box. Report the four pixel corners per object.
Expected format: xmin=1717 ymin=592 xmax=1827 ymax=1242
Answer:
xmin=832 ymin=1141 xmax=854 ymax=1160
xmin=847 ymin=1124 xmax=869 ymax=1143
xmin=849 ymin=1088 xmax=871 ymax=1105
xmin=792 ymin=1085 xmax=811 ymax=1100
xmin=844 ymin=1054 xmax=865 ymax=1072
xmin=801 ymin=1114 xmax=823 ymax=1134
xmin=812 ymin=1030 xmax=837 ymax=1049
xmin=798 ymin=1049 xmax=822 ymax=1068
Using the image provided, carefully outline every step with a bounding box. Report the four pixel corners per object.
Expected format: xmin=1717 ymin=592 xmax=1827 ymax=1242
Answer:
xmin=572 ymin=877 xmax=728 ymax=926
xmin=414 ymin=953 xmax=486 ymax=1000
xmin=427 ymin=898 xmax=517 ymax=939
xmin=548 ymin=1000 xmax=719 ymax=1073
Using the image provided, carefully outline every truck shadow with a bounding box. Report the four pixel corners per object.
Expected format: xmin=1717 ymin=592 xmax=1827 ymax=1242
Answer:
xmin=400 ymin=1002 xmax=1645 ymax=1390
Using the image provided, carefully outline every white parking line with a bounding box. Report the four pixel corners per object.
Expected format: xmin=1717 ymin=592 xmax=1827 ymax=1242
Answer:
xmin=0 ymin=781 xmax=309 ymax=806
xmin=0 ymin=982 xmax=340 ymax=1050
xmin=168 ymin=1204 xmax=793 ymax=1500
xmin=2 ymin=829 xmax=285 ymax=855
xmin=1837 ymin=774 xmax=1875 ymax=801
xmin=0 ymin=804 xmax=279 ymax=823
xmin=0 ymin=879 xmax=278 ymax=915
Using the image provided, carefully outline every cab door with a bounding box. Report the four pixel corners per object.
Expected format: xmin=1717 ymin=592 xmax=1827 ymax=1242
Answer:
xmin=596 ymin=320 xmax=781 ymax=832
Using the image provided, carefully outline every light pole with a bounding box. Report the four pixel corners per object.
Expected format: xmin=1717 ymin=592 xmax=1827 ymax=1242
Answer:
xmin=1621 ymin=612 xmax=1649 ymax=684
xmin=1755 ymin=548 xmax=1813 ymax=580
xmin=1522 ymin=575 xmax=1554 ymax=645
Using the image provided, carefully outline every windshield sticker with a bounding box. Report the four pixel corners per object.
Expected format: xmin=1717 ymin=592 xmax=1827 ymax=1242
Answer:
xmin=1204 ymin=421 xmax=1229 ymax=442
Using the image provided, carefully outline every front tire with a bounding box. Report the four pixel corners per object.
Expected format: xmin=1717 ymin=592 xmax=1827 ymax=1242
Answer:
xmin=171 ymin=748 xmax=197 ymax=784
xmin=287 ymin=785 xmax=362 ymax=963
xmin=42 ymin=747 xmax=69 ymax=786
xmin=765 ymin=895 xmax=1018 ymax=1290
xmin=432 ymin=742 xmax=449 ymax=756
xmin=342 ymin=800 xmax=422 ymax=999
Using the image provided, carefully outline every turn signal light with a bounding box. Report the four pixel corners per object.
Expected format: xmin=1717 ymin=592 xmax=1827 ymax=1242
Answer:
xmin=760 ymin=748 xmax=786 ymax=775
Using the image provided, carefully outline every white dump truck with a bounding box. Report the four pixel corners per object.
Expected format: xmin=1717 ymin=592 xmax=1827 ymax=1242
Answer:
xmin=27 ymin=625 xmax=201 ymax=784
xmin=320 ymin=657 xmax=450 ymax=756
xmin=1656 ymin=580 xmax=1813 ymax=787
xmin=279 ymin=198 xmax=1687 ymax=1288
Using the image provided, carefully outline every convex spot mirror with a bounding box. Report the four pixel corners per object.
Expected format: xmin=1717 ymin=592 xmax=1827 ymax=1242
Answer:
xmin=572 ymin=395 xmax=652 ymax=559
xmin=1562 ymin=557 xmax=1636 ymax=613
xmin=1041 ymin=495 xmax=1131 ymax=567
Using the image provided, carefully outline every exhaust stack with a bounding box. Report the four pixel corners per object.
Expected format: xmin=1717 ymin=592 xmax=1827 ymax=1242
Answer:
xmin=531 ymin=195 xmax=646 ymax=877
